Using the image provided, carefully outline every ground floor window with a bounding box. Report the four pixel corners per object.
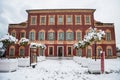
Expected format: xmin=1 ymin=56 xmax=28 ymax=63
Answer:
xmin=49 ymin=47 xmax=53 ymax=56
xmin=39 ymin=48 xmax=44 ymax=56
xmin=76 ymin=49 xmax=82 ymax=56
xmin=87 ymin=49 xmax=91 ymax=57
xmin=9 ymin=48 xmax=15 ymax=56
xmin=107 ymin=48 xmax=112 ymax=56
xmin=68 ymin=47 xmax=72 ymax=56
xmin=19 ymin=48 xmax=25 ymax=56
xmin=97 ymin=48 xmax=102 ymax=57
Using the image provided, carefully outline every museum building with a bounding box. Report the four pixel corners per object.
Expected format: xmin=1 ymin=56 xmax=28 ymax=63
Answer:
xmin=6 ymin=9 xmax=116 ymax=58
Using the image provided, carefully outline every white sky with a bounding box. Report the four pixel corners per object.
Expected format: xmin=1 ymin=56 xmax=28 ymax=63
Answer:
xmin=0 ymin=0 xmax=120 ymax=48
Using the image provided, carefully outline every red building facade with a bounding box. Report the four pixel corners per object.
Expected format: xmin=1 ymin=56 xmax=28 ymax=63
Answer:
xmin=7 ymin=9 xmax=116 ymax=58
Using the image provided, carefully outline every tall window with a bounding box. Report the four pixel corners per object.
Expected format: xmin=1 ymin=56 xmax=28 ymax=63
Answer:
xmin=87 ymin=49 xmax=91 ymax=57
xmin=29 ymin=32 xmax=35 ymax=41
xmin=77 ymin=32 xmax=81 ymax=41
xmin=40 ymin=16 xmax=46 ymax=25
xmin=75 ymin=15 xmax=81 ymax=25
xmin=107 ymin=48 xmax=112 ymax=56
xmin=20 ymin=32 xmax=25 ymax=38
xmin=19 ymin=48 xmax=25 ymax=56
xmin=76 ymin=49 xmax=82 ymax=56
xmin=68 ymin=47 xmax=72 ymax=55
xmin=106 ymin=32 xmax=111 ymax=41
xmin=39 ymin=48 xmax=44 ymax=56
xmin=58 ymin=32 xmax=64 ymax=41
xmin=66 ymin=32 xmax=74 ymax=41
xmin=58 ymin=15 xmax=63 ymax=24
xmin=49 ymin=47 xmax=53 ymax=56
xmin=48 ymin=32 xmax=55 ymax=41
xmin=66 ymin=15 xmax=72 ymax=24
xmin=49 ymin=15 xmax=55 ymax=25
xmin=9 ymin=48 xmax=14 ymax=56
xmin=31 ymin=16 xmax=37 ymax=25
xmin=11 ymin=32 xmax=16 ymax=37
xmin=85 ymin=15 xmax=91 ymax=25
xmin=97 ymin=48 xmax=102 ymax=57
xmin=38 ymin=32 xmax=44 ymax=40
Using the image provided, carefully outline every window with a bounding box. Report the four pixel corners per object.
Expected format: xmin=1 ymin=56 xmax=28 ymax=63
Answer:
xmin=11 ymin=32 xmax=16 ymax=37
xmin=49 ymin=15 xmax=55 ymax=25
xmin=38 ymin=32 xmax=44 ymax=40
xmin=76 ymin=49 xmax=82 ymax=56
xmin=58 ymin=32 xmax=64 ymax=41
xmin=29 ymin=32 xmax=35 ymax=41
xmin=66 ymin=15 xmax=72 ymax=24
xmin=66 ymin=32 xmax=74 ymax=41
xmin=40 ymin=16 xmax=46 ymax=25
xmin=87 ymin=49 xmax=91 ymax=57
xmin=58 ymin=15 xmax=64 ymax=24
xmin=31 ymin=16 xmax=37 ymax=25
xmin=48 ymin=32 xmax=55 ymax=41
xmin=106 ymin=32 xmax=111 ymax=41
xmin=9 ymin=48 xmax=14 ymax=56
xmin=97 ymin=48 xmax=102 ymax=57
xmin=75 ymin=15 xmax=82 ymax=25
xmin=19 ymin=48 xmax=25 ymax=56
xmin=39 ymin=48 xmax=44 ymax=56
xmin=49 ymin=47 xmax=53 ymax=56
xmin=68 ymin=47 xmax=72 ymax=55
xmin=20 ymin=32 xmax=25 ymax=38
xmin=107 ymin=48 xmax=112 ymax=56
xmin=85 ymin=15 xmax=91 ymax=25
xmin=77 ymin=32 xmax=81 ymax=41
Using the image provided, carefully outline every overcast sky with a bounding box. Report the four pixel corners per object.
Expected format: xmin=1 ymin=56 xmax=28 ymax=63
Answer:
xmin=0 ymin=0 xmax=120 ymax=47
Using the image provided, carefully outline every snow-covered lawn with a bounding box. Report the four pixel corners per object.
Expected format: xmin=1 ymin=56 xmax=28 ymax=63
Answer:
xmin=0 ymin=58 xmax=120 ymax=80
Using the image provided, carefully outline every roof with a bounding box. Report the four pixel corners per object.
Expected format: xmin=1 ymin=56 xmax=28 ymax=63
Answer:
xmin=9 ymin=21 xmax=27 ymax=28
xmin=94 ymin=20 xmax=114 ymax=27
xmin=26 ymin=9 xmax=96 ymax=13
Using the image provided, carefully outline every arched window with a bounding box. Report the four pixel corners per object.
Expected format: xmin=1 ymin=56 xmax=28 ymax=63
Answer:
xmin=86 ymin=46 xmax=92 ymax=57
xmin=66 ymin=29 xmax=74 ymax=41
xmin=38 ymin=30 xmax=45 ymax=41
xmin=29 ymin=29 xmax=36 ymax=41
xmin=76 ymin=49 xmax=82 ymax=56
xmin=97 ymin=46 xmax=103 ymax=57
xmin=38 ymin=48 xmax=44 ymax=56
xmin=76 ymin=30 xmax=82 ymax=41
xmin=106 ymin=46 xmax=112 ymax=56
xmin=11 ymin=30 xmax=16 ymax=37
xmin=48 ymin=29 xmax=55 ymax=41
xmin=58 ymin=29 xmax=64 ymax=41
xmin=9 ymin=46 xmax=15 ymax=56
xmin=106 ymin=29 xmax=111 ymax=41
xmin=19 ymin=46 xmax=25 ymax=57
xmin=20 ymin=30 xmax=26 ymax=38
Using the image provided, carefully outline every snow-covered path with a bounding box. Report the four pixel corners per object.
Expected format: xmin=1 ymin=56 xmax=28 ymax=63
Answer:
xmin=0 ymin=59 xmax=120 ymax=80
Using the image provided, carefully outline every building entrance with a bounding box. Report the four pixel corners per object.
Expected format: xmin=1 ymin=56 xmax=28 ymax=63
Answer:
xmin=57 ymin=47 xmax=63 ymax=57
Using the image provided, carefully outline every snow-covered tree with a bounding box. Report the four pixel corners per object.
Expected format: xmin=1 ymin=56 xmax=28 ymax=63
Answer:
xmin=19 ymin=38 xmax=29 ymax=46
xmin=74 ymin=27 xmax=105 ymax=49
xmin=0 ymin=34 xmax=18 ymax=57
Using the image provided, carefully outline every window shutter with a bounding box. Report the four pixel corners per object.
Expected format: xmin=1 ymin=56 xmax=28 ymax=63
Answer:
xmin=41 ymin=32 xmax=44 ymax=40
xmin=29 ymin=32 xmax=31 ymax=40
xmin=77 ymin=32 xmax=81 ymax=41
xmin=31 ymin=32 xmax=34 ymax=41
xmin=66 ymin=32 xmax=68 ymax=40
xmin=72 ymin=32 xmax=74 ymax=40
xmin=62 ymin=32 xmax=64 ymax=40
xmin=38 ymin=32 xmax=40 ymax=40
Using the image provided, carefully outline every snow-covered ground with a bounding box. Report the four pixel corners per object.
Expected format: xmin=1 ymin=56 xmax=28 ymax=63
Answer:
xmin=0 ymin=58 xmax=120 ymax=80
